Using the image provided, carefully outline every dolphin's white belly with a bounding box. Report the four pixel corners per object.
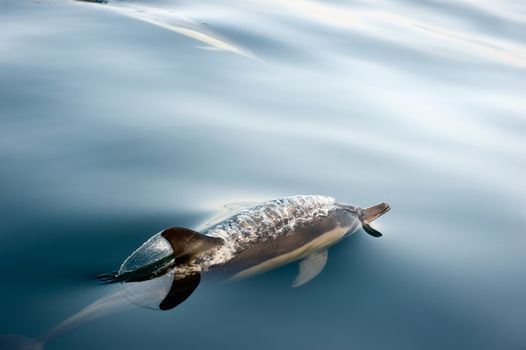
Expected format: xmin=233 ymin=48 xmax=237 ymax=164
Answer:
xmin=229 ymin=225 xmax=350 ymax=281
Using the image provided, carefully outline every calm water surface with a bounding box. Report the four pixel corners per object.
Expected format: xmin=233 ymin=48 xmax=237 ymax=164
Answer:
xmin=0 ymin=0 xmax=525 ymax=349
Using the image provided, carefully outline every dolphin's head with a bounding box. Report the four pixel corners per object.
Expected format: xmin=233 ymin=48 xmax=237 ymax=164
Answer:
xmin=360 ymin=202 xmax=391 ymax=224
xmin=338 ymin=202 xmax=390 ymax=237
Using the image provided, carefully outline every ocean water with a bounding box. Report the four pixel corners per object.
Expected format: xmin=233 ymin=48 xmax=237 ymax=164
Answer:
xmin=0 ymin=0 xmax=525 ymax=349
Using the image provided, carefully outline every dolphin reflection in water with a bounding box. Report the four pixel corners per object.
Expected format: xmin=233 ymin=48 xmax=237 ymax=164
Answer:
xmin=1 ymin=195 xmax=390 ymax=349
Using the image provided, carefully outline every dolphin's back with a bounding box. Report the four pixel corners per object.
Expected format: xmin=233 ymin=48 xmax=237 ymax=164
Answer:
xmin=206 ymin=195 xmax=336 ymax=251
xmin=202 ymin=196 xmax=362 ymax=280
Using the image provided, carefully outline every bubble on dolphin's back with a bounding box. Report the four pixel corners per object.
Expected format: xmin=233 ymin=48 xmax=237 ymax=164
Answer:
xmin=119 ymin=233 xmax=175 ymax=309
xmin=119 ymin=233 xmax=173 ymax=273
xmin=120 ymin=273 xmax=174 ymax=310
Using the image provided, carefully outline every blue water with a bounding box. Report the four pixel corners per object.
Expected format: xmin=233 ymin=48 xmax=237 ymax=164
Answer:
xmin=1 ymin=0 xmax=525 ymax=349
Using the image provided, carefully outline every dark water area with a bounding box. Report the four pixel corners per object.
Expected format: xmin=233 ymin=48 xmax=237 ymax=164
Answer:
xmin=1 ymin=0 xmax=525 ymax=349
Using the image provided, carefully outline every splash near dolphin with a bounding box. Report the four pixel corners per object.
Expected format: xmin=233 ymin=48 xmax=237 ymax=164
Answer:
xmin=0 ymin=195 xmax=389 ymax=349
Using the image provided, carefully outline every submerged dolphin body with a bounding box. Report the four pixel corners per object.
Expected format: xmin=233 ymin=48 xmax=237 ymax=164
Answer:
xmin=0 ymin=195 xmax=389 ymax=349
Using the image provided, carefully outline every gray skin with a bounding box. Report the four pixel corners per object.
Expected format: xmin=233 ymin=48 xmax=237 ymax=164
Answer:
xmin=206 ymin=204 xmax=360 ymax=282
xmin=106 ymin=195 xmax=390 ymax=310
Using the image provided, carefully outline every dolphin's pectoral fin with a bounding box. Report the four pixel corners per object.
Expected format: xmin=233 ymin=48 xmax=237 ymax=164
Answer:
xmin=160 ymin=272 xmax=201 ymax=311
xmin=292 ymin=250 xmax=328 ymax=288
xmin=158 ymin=227 xmax=214 ymax=310
xmin=161 ymin=227 xmax=223 ymax=258
xmin=362 ymin=224 xmax=383 ymax=237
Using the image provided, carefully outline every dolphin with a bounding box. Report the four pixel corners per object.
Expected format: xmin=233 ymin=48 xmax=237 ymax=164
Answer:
xmin=100 ymin=195 xmax=390 ymax=310
xmin=0 ymin=195 xmax=389 ymax=349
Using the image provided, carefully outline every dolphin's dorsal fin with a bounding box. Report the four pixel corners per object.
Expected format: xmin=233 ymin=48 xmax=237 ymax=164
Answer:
xmin=156 ymin=228 xmax=220 ymax=310
xmin=292 ymin=250 xmax=328 ymax=287
xmin=161 ymin=227 xmax=223 ymax=258
xmin=160 ymin=272 xmax=201 ymax=310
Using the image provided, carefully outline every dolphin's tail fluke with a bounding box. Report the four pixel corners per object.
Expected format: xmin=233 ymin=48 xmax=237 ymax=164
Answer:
xmin=0 ymin=335 xmax=44 ymax=350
